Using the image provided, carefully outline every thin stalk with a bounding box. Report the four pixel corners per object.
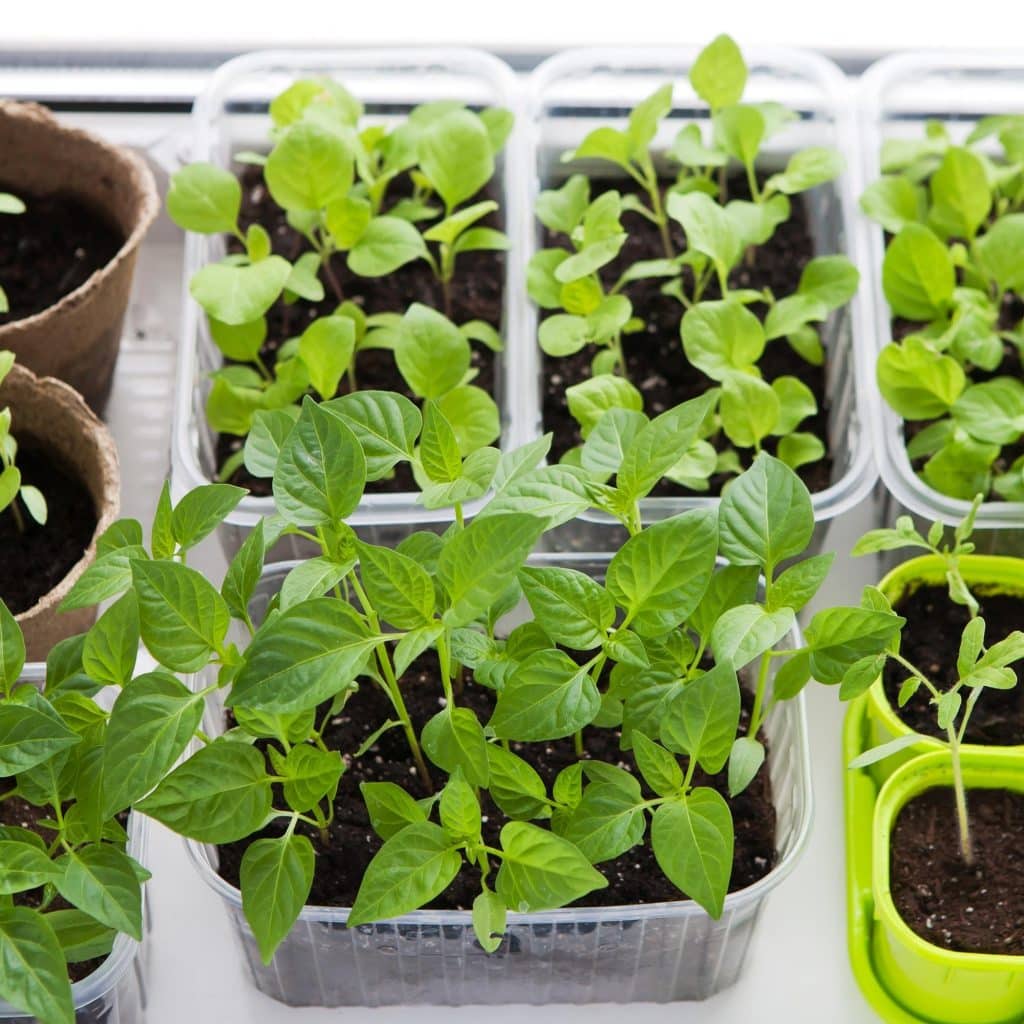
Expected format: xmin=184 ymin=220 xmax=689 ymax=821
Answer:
xmin=9 ymin=497 xmax=25 ymax=534
xmin=322 ymin=255 xmax=344 ymax=304
xmin=947 ymin=726 xmax=973 ymax=864
xmin=747 ymin=649 xmax=773 ymax=738
xmin=645 ymin=171 xmax=673 ymax=259
xmin=574 ymin=730 xmax=585 ymax=757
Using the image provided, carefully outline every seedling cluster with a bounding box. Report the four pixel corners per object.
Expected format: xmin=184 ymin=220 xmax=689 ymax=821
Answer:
xmin=0 ymin=350 xmax=47 ymax=532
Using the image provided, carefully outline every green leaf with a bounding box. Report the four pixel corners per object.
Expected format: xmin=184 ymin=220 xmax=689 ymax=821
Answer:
xmin=690 ymin=34 xmax=747 ymax=110
xmin=566 ymin=375 xmax=644 ymax=437
xmin=418 ymin=109 xmax=493 ymax=209
xmin=265 ymin=121 xmax=353 ymax=211
xmin=0 ymin=701 xmax=80 ymax=775
xmin=527 ymin=249 xmax=569 ymax=308
xmin=769 ymin=553 xmax=835 ymax=612
xmin=229 ymin=598 xmax=375 ymax=713
xmin=242 ymin=407 xmax=300 ymax=478
xmin=567 ymin=126 xmax=632 ymax=171
xmin=495 ymin=821 xmax=607 ymax=911
xmin=766 ymin=147 xmax=843 ymax=194
xmin=559 ymin=783 xmax=645 ymax=862
xmin=325 ymin=195 xmax=371 ymax=250
xmin=421 ymin=706 xmax=489 ymax=788
xmin=929 ymin=147 xmax=991 ymax=240
xmin=437 ymin=514 xmax=542 ymax=627
xmin=418 ymin=401 xmax=462 ymax=484
xmin=681 ymin=299 xmax=764 ymax=381
xmin=535 ymin=175 xmax=589 ymax=234
xmin=953 ymin=378 xmax=1024 ymax=445
xmin=651 ymin=790 xmax=733 ymax=917
xmin=860 ymin=176 xmax=926 ymax=234
xmin=518 ymin=566 xmax=613 ymax=650
xmin=714 ymin=104 xmax=764 ymax=166
xmin=56 ymin=845 xmax=145 ymax=940
xmin=473 ymin=889 xmax=506 ymax=953
xmin=485 ymin=745 xmax=549 ymax=820
xmin=804 ymin=606 xmax=905 ymax=684
xmin=719 ymin=453 xmax=813 ymax=573
xmin=348 ymin=216 xmax=428 ymax=276
xmin=627 ymin=83 xmax=673 ymax=155
xmin=137 ymin=739 xmax=272 ymax=843
xmin=632 ymin=731 xmax=684 ymax=796
xmin=0 ymin=908 xmax=72 ymax=1024
xmin=324 ymin=390 xmax=420 ymax=480
xmin=435 ymin=385 xmax=500 ymax=455
xmin=171 ymin=484 xmax=247 ymax=551
xmin=877 ymin=338 xmax=965 ymax=420
xmin=361 ymin=782 xmax=428 ymax=840
xmin=763 ymin=294 xmax=828 ymax=342
xmin=689 ymin=565 xmax=760 ymax=642
xmin=480 ymin=465 xmax=591 ymax=530
xmin=975 ymin=213 xmax=1024 ymax=292
xmin=277 ymin=745 xmax=343 ymax=812
xmin=0 ymin=841 xmax=64 ymax=894
xmin=490 ymin=650 xmax=600 ymax=741
xmin=923 ymin=436 xmax=998 ymax=500
xmin=555 ymin=235 xmax=628 ymax=283
xmin=278 ymin=556 xmax=352 ymax=611
xmin=357 ymin=542 xmax=434 ymax=628
xmin=667 ymin=191 xmax=740 ymax=275
xmin=241 ymin=834 xmax=314 ymax=964
xmin=882 ymin=224 xmax=955 ymax=320
xmin=719 ymin=374 xmax=779 ymax=448
xmin=101 ymin=672 xmax=204 ymax=817
xmin=439 ymin=771 xmax=482 ymax=840
xmin=222 ymin=520 xmax=266 ymax=622
xmin=396 ymin=304 xmax=471 ymax=400
xmin=132 ymin=559 xmax=230 ymax=672
xmin=607 ymin=509 xmax=718 ymax=636
xmin=167 ymin=162 xmax=241 ymax=234
xmin=80 ymin=592 xmax=137 ymax=688
xmin=273 ymin=398 xmax=367 ymax=526
xmin=0 ymin=599 xmax=25 ymax=696
xmin=660 ymin=661 xmax=740 ymax=773
xmin=190 ymin=256 xmax=291 ymax=326
xmin=349 ymin=822 xmax=461 ymax=924
xmin=728 ymin=736 xmax=765 ymax=797
xmin=298 ymin=316 xmax=355 ymax=400
xmin=711 ymin=605 xmax=794 ymax=671
xmin=46 ymin=909 xmax=115 ymax=964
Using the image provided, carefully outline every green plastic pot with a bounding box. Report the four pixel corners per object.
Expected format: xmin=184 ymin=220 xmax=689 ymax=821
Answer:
xmin=864 ymin=554 xmax=1024 ymax=781
xmin=872 ymin=748 xmax=1024 ymax=1024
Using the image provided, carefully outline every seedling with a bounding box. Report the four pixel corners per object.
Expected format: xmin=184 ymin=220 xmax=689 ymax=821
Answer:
xmin=167 ymin=78 xmax=510 ymax=473
xmin=529 ymin=35 xmax=856 ymax=490
xmin=865 ymin=116 xmax=1024 ymax=500
xmin=0 ymin=350 xmax=47 ymax=532
xmin=0 ymin=191 xmax=24 ymax=314
xmin=847 ymin=500 xmax=1024 ymax=863
xmin=0 ymin=601 xmax=152 ymax=1024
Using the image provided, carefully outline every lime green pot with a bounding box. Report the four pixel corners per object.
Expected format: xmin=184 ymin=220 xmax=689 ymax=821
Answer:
xmin=864 ymin=554 xmax=1024 ymax=781
xmin=872 ymin=749 xmax=1024 ymax=1023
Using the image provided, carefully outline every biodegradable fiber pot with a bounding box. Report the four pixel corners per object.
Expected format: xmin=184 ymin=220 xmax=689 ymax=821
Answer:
xmin=863 ymin=554 xmax=1024 ymax=780
xmin=871 ymin=750 xmax=1024 ymax=1024
xmin=0 ymin=362 xmax=119 ymax=660
xmin=0 ymin=100 xmax=158 ymax=412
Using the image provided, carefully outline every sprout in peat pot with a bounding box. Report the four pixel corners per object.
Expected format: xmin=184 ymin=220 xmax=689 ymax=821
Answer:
xmin=0 ymin=350 xmax=47 ymax=532
xmin=866 ymin=115 xmax=1024 ymax=500
xmin=0 ymin=191 xmax=25 ymax=315
xmin=847 ymin=497 xmax=1024 ymax=864
xmin=0 ymin=602 xmax=151 ymax=1024
xmin=167 ymin=78 xmax=511 ymax=491
xmin=531 ymin=34 xmax=858 ymax=495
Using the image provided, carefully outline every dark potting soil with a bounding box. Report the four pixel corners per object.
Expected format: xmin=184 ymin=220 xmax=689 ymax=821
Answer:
xmin=541 ymin=175 xmax=833 ymax=497
xmin=0 ymin=186 xmax=123 ymax=325
xmin=214 ymin=167 xmax=505 ymax=496
xmin=883 ymin=583 xmax=1024 ymax=745
xmin=0 ymin=789 xmax=107 ymax=982
xmin=0 ymin=442 xmax=97 ymax=615
xmin=215 ymin=653 xmax=777 ymax=911
xmin=891 ymin=786 xmax=1024 ymax=954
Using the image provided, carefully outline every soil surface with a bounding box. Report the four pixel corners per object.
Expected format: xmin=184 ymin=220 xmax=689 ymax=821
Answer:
xmin=0 ymin=789 xmax=106 ymax=982
xmin=891 ymin=786 xmax=1024 ymax=954
xmin=215 ymin=167 xmax=505 ymax=495
xmin=0 ymin=186 xmax=123 ymax=325
xmin=541 ymin=175 xmax=833 ymax=497
xmin=0 ymin=441 xmax=97 ymax=615
xmin=216 ymin=653 xmax=777 ymax=911
xmin=883 ymin=583 xmax=1024 ymax=744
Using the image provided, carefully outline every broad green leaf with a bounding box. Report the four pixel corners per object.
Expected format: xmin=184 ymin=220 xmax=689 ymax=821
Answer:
xmin=681 ymin=299 xmax=764 ymax=380
xmin=667 ymin=191 xmax=740 ymax=276
xmin=418 ymin=109 xmax=493 ymax=210
xmin=632 ymin=731 xmax=684 ymax=796
xmin=766 ymin=147 xmax=843 ymax=194
xmin=579 ymin=407 xmax=648 ymax=480
xmin=439 ymin=771 xmax=482 ymax=840
xmin=714 ymin=104 xmax=764 ymax=166
xmin=357 ymin=542 xmax=434 ymax=628
xmin=265 ymin=121 xmax=353 ymax=211
xmin=0 ymin=701 xmax=79 ymax=775
xmin=689 ymin=565 xmax=760 ymax=642
xmin=876 ymin=338 xmax=965 ymax=419
xmin=137 ymin=739 xmax=272 ymax=843
xmin=279 ymin=556 xmax=352 ymax=611
xmin=132 ymin=559 xmax=230 ymax=671
xmin=418 ymin=401 xmax=462 ymax=484
xmin=486 ymin=744 xmax=549 ymax=820
xmin=323 ymin=390 xmax=420 ymax=480
xmin=559 ymin=783 xmax=646 ymax=862
xmin=711 ymin=604 xmax=794 ymax=671
xmin=535 ymin=175 xmax=589 ymax=234
xmin=229 ymin=598 xmax=375 ymax=712
xmin=0 ymin=600 xmax=25 ymax=696
xmin=298 ymin=316 xmax=355 ymax=400
xmin=243 ymin=407 xmax=301 ymax=479
xmin=348 ymin=215 xmax=428 ymax=276
xmin=882 ymin=224 xmax=955 ymax=320
xmin=56 ymin=846 xmax=145 ymax=940
xmin=804 ymin=606 xmax=905 ymax=684
xmin=46 ymin=909 xmax=115 ymax=965
xmin=190 ymin=256 xmax=291 ymax=326
xmin=690 ymin=34 xmax=747 ymax=110
xmin=728 ymin=736 xmax=765 ymax=797
xmin=660 ymin=661 xmax=740 ymax=773
xmin=0 ymin=908 xmax=72 ymax=1024
xmin=929 ymin=147 xmax=991 ymax=240
xmin=241 ymin=834 xmax=315 ymax=963
xmin=421 ymin=706 xmax=489 ymax=788
xmin=495 ymin=821 xmax=607 ymax=911
xmin=923 ymin=436 xmax=999 ymax=500
xmin=0 ymin=841 xmax=64 ymax=894
xmin=860 ymin=176 xmax=926 ymax=234
xmin=171 ymin=484 xmax=247 ymax=550
xmin=81 ymin=592 xmax=138 ymax=688
xmin=518 ymin=566 xmax=614 ymax=650
xmin=361 ymin=781 xmax=428 ymax=840
xmin=975 ymin=214 xmax=1024 ymax=293
xmin=167 ymin=162 xmax=241 ymax=234
xmin=769 ymin=553 xmax=834 ymax=612
xmin=719 ymin=374 xmax=779 ymax=448
xmin=763 ymin=294 xmax=828 ymax=342
xmin=479 ymin=465 xmax=591 ymax=530
xmin=651 ymin=789 xmax=733 ymax=917
xmin=627 ymin=84 xmax=673 ymax=155
xmin=566 ymin=375 xmax=644 ymax=437
xmin=396 ymin=304 xmax=471 ymax=400
xmin=275 ymin=744 xmax=343 ymax=812
xmin=953 ymin=378 xmax=1024 ymax=445
xmin=435 ymin=384 xmax=500 ymax=454
xmin=222 ymin=520 xmax=266 ymax=622
xmin=473 ymin=890 xmax=506 ymax=953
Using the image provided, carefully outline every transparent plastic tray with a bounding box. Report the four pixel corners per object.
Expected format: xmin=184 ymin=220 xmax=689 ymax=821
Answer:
xmin=0 ymin=666 xmax=149 ymax=1024
xmin=515 ymin=47 xmax=879 ymax=552
xmin=186 ymin=554 xmax=813 ymax=1007
xmin=858 ymin=52 xmax=1024 ymax=552
xmin=170 ymin=48 xmax=526 ymax=559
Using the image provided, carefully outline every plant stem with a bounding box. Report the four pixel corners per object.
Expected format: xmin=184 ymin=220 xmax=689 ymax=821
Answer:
xmin=9 ymin=497 xmax=25 ymax=534
xmin=748 ymin=650 xmax=772 ymax=738
xmin=947 ymin=725 xmax=974 ymax=864
xmin=322 ymin=253 xmax=344 ymax=303
xmin=574 ymin=730 xmax=584 ymax=757
xmin=645 ymin=171 xmax=674 ymax=259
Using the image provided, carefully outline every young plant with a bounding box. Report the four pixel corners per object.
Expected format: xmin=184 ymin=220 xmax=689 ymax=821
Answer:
xmin=167 ymin=77 xmax=510 ymax=479
xmin=530 ymin=35 xmax=856 ymax=491
xmin=0 ymin=191 xmax=24 ymax=314
xmin=0 ymin=601 xmax=152 ymax=1024
xmin=865 ymin=116 xmax=1024 ymax=500
xmin=846 ymin=500 xmax=1024 ymax=863
xmin=0 ymin=350 xmax=47 ymax=532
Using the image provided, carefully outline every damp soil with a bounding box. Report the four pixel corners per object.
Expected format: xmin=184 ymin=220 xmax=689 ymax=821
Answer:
xmin=0 ymin=441 xmax=97 ymax=615
xmin=541 ymin=174 xmax=833 ymax=498
xmin=882 ymin=583 xmax=1024 ymax=745
xmin=0 ymin=186 xmax=123 ymax=325
xmin=214 ymin=166 xmax=506 ymax=496
xmin=215 ymin=652 xmax=778 ymax=911
xmin=891 ymin=785 xmax=1024 ymax=954
xmin=0 ymin=789 xmax=107 ymax=982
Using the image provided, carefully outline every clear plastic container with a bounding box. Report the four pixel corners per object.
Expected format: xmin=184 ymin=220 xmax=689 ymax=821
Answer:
xmin=515 ymin=47 xmax=879 ymax=554
xmin=186 ymin=555 xmax=813 ymax=1007
xmin=858 ymin=52 xmax=1024 ymax=555
xmin=170 ymin=48 xmax=525 ymax=559
xmin=0 ymin=663 xmax=149 ymax=1024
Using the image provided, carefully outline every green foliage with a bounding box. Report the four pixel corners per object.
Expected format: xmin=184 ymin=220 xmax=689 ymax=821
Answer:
xmin=0 ymin=351 xmax=48 ymax=532
xmin=865 ymin=113 xmax=1024 ymax=500
xmin=533 ymin=35 xmax=853 ymax=492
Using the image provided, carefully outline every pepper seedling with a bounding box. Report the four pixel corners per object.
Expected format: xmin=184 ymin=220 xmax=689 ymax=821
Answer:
xmin=845 ymin=498 xmax=1024 ymax=863
xmin=0 ymin=350 xmax=48 ymax=532
xmin=529 ymin=35 xmax=857 ymax=491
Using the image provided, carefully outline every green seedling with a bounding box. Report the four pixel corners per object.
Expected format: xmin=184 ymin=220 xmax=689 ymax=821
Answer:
xmin=0 ymin=350 xmax=47 ymax=532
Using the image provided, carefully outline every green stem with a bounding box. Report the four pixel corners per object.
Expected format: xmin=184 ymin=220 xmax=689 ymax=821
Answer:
xmin=947 ymin=726 xmax=973 ymax=864
xmin=747 ymin=650 xmax=772 ymax=738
